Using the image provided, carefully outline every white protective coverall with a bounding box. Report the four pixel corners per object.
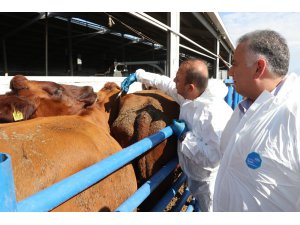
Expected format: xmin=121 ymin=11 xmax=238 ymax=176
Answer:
xmin=136 ymin=70 xmax=233 ymax=211
xmin=213 ymin=73 xmax=300 ymax=211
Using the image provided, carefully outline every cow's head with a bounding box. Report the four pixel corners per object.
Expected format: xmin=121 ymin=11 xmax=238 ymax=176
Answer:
xmin=96 ymin=82 xmax=122 ymax=126
xmin=9 ymin=75 xmax=97 ymax=118
xmin=0 ymin=94 xmax=36 ymax=123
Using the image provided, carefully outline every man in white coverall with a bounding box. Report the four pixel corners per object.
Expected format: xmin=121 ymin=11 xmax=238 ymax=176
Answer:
xmin=121 ymin=59 xmax=233 ymax=211
xmin=213 ymin=29 xmax=300 ymax=211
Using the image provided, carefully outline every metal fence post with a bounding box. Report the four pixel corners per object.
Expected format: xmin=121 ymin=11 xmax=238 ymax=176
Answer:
xmin=0 ymin=153 xmax=17 ymax=212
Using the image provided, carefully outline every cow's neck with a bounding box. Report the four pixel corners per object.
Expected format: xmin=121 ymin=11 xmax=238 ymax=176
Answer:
xmin=78 ymin=105 xmax=108 ymax=130
xmin=78 ymin=87 xmax=120 ymax=133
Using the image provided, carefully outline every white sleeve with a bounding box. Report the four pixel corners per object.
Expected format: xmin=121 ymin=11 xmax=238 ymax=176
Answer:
xmin=136 ymin=69 xmax=185 ymax=104
xmin=180 ymin=127 xmax=221 ymax=169
xmin=180 ymin=103 xmax=231 ymax=168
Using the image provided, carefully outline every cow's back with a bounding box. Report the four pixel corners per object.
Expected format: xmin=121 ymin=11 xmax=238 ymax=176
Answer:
xmin=0 ymin=116 xmax=137 ymax=211
xmin=111 ymin=90 xmax=180 ymax=211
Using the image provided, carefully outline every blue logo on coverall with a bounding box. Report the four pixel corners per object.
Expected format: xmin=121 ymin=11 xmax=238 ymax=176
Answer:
xmin=246 ymin=152 xmax=262 ymax=169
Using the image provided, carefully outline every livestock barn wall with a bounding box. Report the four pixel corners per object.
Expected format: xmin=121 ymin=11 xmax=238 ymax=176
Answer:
xmin=0 ymin=76 xmax=142 ymax=94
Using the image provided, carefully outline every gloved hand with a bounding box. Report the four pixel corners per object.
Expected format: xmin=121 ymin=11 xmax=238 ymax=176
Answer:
xmin=171 ymin=119 xmax=188 ymax=141
xmin=121 ymin=72 xmax=137 ymax=93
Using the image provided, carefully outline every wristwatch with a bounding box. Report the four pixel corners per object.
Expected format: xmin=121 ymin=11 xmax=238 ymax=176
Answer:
xmin=179 ymin=132 xmax=187 ymax=142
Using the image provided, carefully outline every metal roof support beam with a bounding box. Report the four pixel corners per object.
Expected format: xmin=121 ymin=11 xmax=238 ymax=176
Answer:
xmin=191 ymin=12 xmax=232 ymax=54
xmin=2 ymin=13 xmax=46 ymax=39
xmin=130 ymin=12 xmax=220 ymax=60
xmin=45 ymin=12 xmax=48 ymax=77
xmin=67 ymin=17 xmax=74 ymax=76
xmin=167 ymin=12 xmax=180 ymax=78
xmin=214 ymin=38 xmax=220 ymax=79
xmin=180 ymin=44 xmax=216 ymax=60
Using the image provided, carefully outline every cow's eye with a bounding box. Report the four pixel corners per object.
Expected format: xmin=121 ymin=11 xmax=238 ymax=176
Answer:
xmin=53 ymin=89 xmax=63 ymax=96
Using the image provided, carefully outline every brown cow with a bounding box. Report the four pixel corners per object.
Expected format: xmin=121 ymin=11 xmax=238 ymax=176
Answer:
xmin=1 ymin=77 xmax=179 ymax=211
xmin=0 ymin=82 xmax=137 ymax=212
xmin=7 ymin=75 xmax=97 ymax=119
xmin=110 ymin=90 xmax=180 ymax=211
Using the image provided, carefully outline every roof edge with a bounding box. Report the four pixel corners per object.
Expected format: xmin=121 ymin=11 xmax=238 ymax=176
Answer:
xmin=206 ymin=12 xmax=235 ymax=51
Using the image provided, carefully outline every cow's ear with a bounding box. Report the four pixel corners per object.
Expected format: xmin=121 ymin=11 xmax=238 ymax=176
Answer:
xmin=10 ymin=75 xmax=28 ymax=91
xmin=12 ymin=100 xmax=36 ymax=121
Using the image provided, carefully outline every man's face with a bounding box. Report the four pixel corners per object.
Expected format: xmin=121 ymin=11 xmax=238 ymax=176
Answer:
xmin=229 ymin=42 xmax=257 ymax=97
xmin=173 ymin=65 xmax=189 ymax=98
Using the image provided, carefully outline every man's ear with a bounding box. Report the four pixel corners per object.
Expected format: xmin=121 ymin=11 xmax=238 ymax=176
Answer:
xmin=188 ymin=83 xmax=195 ymax=92
xmin=253 ymin=58 xmax=266 ymax=79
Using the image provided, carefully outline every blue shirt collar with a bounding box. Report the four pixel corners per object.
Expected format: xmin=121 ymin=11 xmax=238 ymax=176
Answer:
xmin=238 ymin=79 xmax=285 ymax=114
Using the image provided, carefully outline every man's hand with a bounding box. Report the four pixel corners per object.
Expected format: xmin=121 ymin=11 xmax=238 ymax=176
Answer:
xmin=121 ymin=73 xmax=137 ymax=93
xmin=171 ymin=119 xmax=188 ymax=142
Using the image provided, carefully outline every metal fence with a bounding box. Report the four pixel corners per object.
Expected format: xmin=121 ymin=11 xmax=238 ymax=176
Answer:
xmin=1 ymin=82 xmax=240 ymax=212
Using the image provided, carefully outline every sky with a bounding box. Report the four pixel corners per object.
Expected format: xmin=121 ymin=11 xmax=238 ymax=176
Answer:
xmin=219 ymin=12 xmax=300 ymax=74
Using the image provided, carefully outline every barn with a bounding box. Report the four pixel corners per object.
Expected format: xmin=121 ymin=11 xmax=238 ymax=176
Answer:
xmin=0 ymin=12 xmax=234 ymax=92
xmin=0 ymin=12 xmax=236 ymax=213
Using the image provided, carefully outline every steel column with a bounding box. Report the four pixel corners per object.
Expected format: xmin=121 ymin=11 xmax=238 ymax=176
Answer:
xmin=67 ymin=17 xmax=74 ymax=76
xmin=167 ymin=12 xmax=180 ymax=79
xmin=0 ymin=153 xmax=17 ymax=212
xmin=45 ymin=12 xmax=48 ymax=76
xmin=2 ymin=39 xmax=8 ymax=76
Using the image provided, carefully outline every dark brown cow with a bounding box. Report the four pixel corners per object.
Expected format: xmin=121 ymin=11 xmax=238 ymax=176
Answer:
xmin=110 ymin=90 xmax=180 ymax=211
xmin=0 ymin=82 xmax=137 ymax=212
xmin=8 ymin=75 xmax=97 ymax=118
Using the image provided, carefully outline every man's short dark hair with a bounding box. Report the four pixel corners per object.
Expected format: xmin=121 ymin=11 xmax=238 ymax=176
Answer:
xmin=181 ymin=59 xmax=209 ymax=91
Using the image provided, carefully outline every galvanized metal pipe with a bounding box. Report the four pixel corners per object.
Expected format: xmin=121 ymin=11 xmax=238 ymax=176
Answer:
xmin=17 ymin=126 xmax=174 ymax=212
xmin=0 ymin=153 xmax=17 ymax=212
xmin=67 ymin=17 xmax=74 ymax=76
xmin=2 ymin=39 xmax=8 ymax=76
xmin=45 ymin=12 xmax=48 ymax=76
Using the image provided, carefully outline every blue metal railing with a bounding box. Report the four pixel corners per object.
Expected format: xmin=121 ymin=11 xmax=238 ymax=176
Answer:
xmin=171 ymin=187 xmax=191 ymax=212
xmin=224 ymin=78 xmax=243 ymax=109
xmin=151 ymin=172 xmax=187 ymax=212
xmin=115 ymin=158 xmax=178 ymax=212
xmin=0 ymin=126 xmax=174 ymax=212
xmin=0 ymin=154 xmax=17 ymax=212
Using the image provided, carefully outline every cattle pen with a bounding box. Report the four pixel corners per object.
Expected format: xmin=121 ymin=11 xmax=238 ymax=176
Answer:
xmin=0 ymin=83 xmax=240 ymax=212
xmin=0 ymin=126 xmax=190 ymax=212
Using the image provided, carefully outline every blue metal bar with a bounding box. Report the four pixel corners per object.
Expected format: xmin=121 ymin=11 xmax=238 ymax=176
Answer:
xmin=224 ymin=79 xmax=234 ymax=109
xmin=233 ymin=90 xmax=239 ymax=109
xmin=186 ymin=204 xmax=194 ymax=212
xmin=115 ymin=158 xmax=178 ymax=212
xmin=17 ymin=126 xmax=174 ymax=212
xmin=172 ymin=187 xmax=191 ymax=212
xmin=151 ymin=172 xmax=187 ymax=212
xmin=0 ymin=153 xmax=17 ymax=212
xmin=185 ymin=198 xmax=196 ymax=212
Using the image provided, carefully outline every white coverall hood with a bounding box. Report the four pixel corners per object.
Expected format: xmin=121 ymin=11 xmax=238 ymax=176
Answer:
xmin=203 ymin=79 xmax=229 ymax=100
